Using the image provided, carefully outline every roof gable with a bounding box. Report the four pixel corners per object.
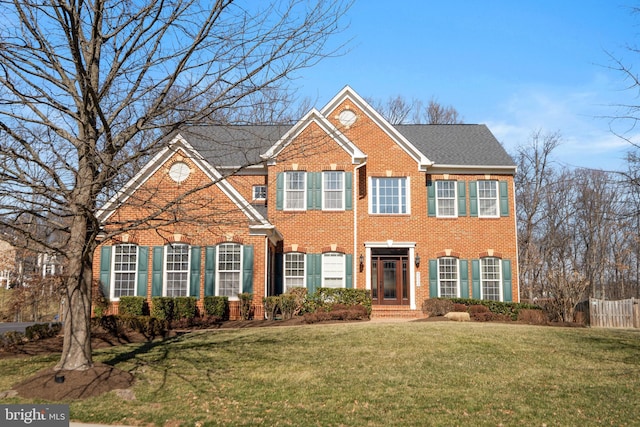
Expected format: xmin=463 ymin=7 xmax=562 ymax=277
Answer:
xmin=97 ymin=134 xmax=272 ymax=228
xmin=320 ymin=86 xmax=433 ymax=170
xmin=260 ymin=108 xmax=366 ymax=164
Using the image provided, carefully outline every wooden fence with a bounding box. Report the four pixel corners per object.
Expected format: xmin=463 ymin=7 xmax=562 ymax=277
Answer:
xmin=589 ymin=298 xmax=640 ymax=329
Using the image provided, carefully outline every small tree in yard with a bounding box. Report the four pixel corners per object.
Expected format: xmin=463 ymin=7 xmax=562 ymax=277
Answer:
xmin=0 ymin=0 xmax=351 ymax=371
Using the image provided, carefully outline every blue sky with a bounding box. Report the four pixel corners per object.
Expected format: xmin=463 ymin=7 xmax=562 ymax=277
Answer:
xmin=294 ymin=0 xmax=640 ymax=171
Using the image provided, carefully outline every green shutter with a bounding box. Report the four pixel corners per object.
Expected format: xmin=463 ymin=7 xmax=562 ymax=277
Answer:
xmin=307 ymin=172 xmax=320 ymax=210
xmin=190 ymin=246 xmax=201 ymax=297
xmin=469 ymin=181 xmax=478 ymax=217
xmin=459 ymin=259 xmax=469 ymax=298
xmin=427 ymin=179 xmax=436 ymax=217
xmin=306 ymin=254 xmax=321 ymax=294
xmin=345 ymin=254 xmax=353 ymax=288
xmin=429 ymin=259 xmax=438 ymax=297
xmin=137 ymin=246 xmax=149 ymax=297
xmin=204 ymin=247 xmax=216 ymax=296
xmin=276 ymin=172 xmax=284 ymax=211
xmin=345 ymin=172 xmax=353 ymax=210
xmin=502 ymin=259 xmax=512 ymax=302
xmin=151 ymin=246 xmax=164 ymax=296
xmin=499 ymin=181 xmax=509 ymax=217
xmin=99 ymin=246 xmax=112 ymax=298
xmin=242 ymin=245 xmax=254 ymax=294
xmin=457 ymin=181 xmax=467 ymax=216
xmin=471 ymin=260 xmax=481 ymax=299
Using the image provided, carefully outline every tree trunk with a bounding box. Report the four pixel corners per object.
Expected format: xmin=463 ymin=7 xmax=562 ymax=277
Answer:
xmin=55 ymin=214 xmax=95 ymax=371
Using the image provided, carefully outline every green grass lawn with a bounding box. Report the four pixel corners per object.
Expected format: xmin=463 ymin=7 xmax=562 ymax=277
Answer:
xmin=1 ymin=321 xmax=640 ymax=426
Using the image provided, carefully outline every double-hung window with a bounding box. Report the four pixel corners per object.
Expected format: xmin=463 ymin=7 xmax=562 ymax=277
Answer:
xmin=323 ymin=171 xmax=344 ymax=210
xmin=284 ymin=252 xmax=305 ymax=291
xmin=322 ymin=252 xmax=345 ymax=288
xmin=436 ymin=181 xmax=457 ymax=217
xmin=478 ymin=180 xmax=498 ymax=217
xmin=438 ymin=257 xmax=458 ymax=298
xmin=371 ymin=177 xmax=408 ymax=214
xmin=481 ymin=257 xmax=501 ymax=301
xmin=113 ymin=244 xmax=137 ymax=299
xmin=166 ymin=244 xmax=189 ymax=297
xmin=284 ymin=172 xmax=306 ymax=210
xmin=218 ymin=243 xmax=241 ymax=297
xmin=253 ymin=185 xmax=266 ymax=201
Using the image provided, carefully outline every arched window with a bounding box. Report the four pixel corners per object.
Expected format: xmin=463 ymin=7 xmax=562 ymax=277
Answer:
xmin=217 ymin=243 xmax=241 ymax=297
xmin=284 ymin=252 xmax=305 ymax=292
xmin=322 ymin=252 xmax=345 ymax=288
xmin=112 ymin=244 xmax=138 ymax=299
xmin=438 ymin=257 xmax=459 ymax=298
xmin=481 ymin=257 xmax=501 ymax=301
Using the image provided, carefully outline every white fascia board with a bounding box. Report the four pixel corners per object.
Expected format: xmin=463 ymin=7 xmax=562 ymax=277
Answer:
xmin=320 ymin=86 xmax=433 ymax=170
xmin=97 ymin=134 xmax=191 ymax=222
xmin=260 ymin=108 xmax=366 ymax=164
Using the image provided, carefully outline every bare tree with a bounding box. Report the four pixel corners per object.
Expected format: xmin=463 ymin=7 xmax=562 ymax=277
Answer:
xmin=0 ymin=0 xmax=351 ymax=371
xmin=515 ymin=130 xmax=560 ymax=302
xmin=367 ymin=95 xmax=463 ymax=125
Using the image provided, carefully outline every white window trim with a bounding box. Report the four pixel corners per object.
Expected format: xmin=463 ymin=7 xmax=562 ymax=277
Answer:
xmin=111 ymin=244 xmax=138 ymax=301
xmin=164 ymin=243 xmax=190 ymax=297
xmin=284 ymin=171 xmax=307 ymax=211
xmin=215 ymin=243 xmax=243 ymax=300
xmin=321 ymin=252 xmax=345 ymax=288
xmin=368 ymin=176 xmax=411 ymax=215
xmin=480 ymin=257 xmax=503 ymax=301
xmin=284 ymin=252 xmax=306 ymax=291
xmin=321 ymin=171 xmax=345 ymax=211
xmin=436 ymin=180 xmax=458 ymax=218
xmin=437 ymin=257 xmax=460 ymax=298
xmin=253 ymin=185 xmax=267 ymax=201
xmin=478 ymin=180 xmax=499 ymax=218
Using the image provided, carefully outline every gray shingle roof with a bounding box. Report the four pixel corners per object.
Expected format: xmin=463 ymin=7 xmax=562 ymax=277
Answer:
xmin=395 ymin=124 xmax=515 ymax=167
xmin=178 ymin=123 xmax=515 ymax=169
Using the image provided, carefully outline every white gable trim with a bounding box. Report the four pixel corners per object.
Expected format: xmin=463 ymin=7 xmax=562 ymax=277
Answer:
xmin=260 ymin=108 xmax=366 ymax=165
xmin=97 ymin=134 xmax=273 ymax=228
xmin=320 ymin=86 xmax=433 ymax=170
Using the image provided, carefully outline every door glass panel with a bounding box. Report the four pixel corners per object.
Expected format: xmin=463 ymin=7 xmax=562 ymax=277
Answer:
xmin=371 ymin=259 xmax=378 ymax=299
xmin=383 ymin=261 xmax=397 ymax=299
xmin=402 ymin=259 xmax=408 ymax=299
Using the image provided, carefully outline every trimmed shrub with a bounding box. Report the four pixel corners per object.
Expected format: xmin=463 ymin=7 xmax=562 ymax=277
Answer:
xmin=422 ymin=298 xmax=454 ymax=317
xmin=452 ymin=303 xmax=468 ymax=312
xmin=304 ymin=304 xmax=369 ymax=323
xmin=518 ymin=308 xmax=547 ymax=324
xmin=118 ymin=296 xmax=148 ymax=316
xmin=469 ymin=304 xmax=490 ymax=314
xmin=25 ymin=322 xmax=62 ymax=340
xmin=174 ymin=297 xmax=198 ymax=319
xmin=263 ymin=296 xmax=280 ymax=320
xmin=305 ymin=288 xmax=372 ymax=317
xmin=0 ymin=331 xmax=26 ymax=350
xmin=238 ymin=293 xmax=253 ymax=320
xmin=151 ymin=297 xmax=175 ymax=321
xmin=203 ymin=296 xmax=229 ymax=319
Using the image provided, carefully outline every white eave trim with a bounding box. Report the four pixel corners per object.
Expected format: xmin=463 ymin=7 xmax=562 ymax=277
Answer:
xmin=426 ymin=164 xmax=517 ymax=175
xmin=260 ymin=108 xmax=366 ymax=165
xmin=320 ymin=86 xmax=433 ymax=170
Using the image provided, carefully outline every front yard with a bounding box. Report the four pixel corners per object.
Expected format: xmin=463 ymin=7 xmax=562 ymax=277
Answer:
xmin=1 ymin=320 xmax=639 ymax=426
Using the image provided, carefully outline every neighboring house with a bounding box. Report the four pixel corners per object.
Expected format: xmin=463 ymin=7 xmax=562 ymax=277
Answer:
xmin=0 ymin=238 xmax=16 ymax=289
xmin=94 ymin=86 xmax=518 ymax=319
xmin=0 ymin=237 xmax=62 ymax=289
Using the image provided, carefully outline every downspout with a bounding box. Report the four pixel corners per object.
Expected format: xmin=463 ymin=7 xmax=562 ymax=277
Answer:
xmin=353 ymin=161 xmax=367 ymax=289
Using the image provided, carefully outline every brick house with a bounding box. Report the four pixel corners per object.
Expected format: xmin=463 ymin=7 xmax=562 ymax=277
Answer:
xmin=94 ymin=86 xmax=518 ymax=319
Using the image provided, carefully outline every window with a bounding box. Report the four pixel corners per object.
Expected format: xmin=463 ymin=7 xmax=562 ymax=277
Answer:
xmin=371 ymin=177 xmax=408 ymax=214
xmin=285 ymin=172 xmax=306 ymax=210
xmin=322 ymin=252 xmax=345 ymax=288
xmin=113 ymin=244 xmax=137 ymax=299
xmin=218 ymin=243 xmax=241 ymax=297
xmin=478 ymin=180 xmax=498 ymax=217
xmin=284 ymin=252 xmax=305 ymax=291
xmin=166 ymin=244 xmax=189 ymax=297
xmin=323 ymin=171 xmax=344 ymax=210
xmin=436 ymin=181 xmax=457 ymax=217
xmin=253 ymin=185 xmax=267 ymax=201
xmin=481 ymin=257 xmax=501 ymax=301
xmin=438 ymin=257 xmax=458 ymax=298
